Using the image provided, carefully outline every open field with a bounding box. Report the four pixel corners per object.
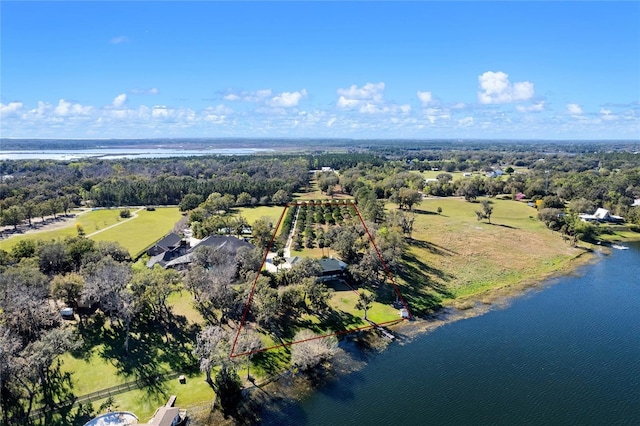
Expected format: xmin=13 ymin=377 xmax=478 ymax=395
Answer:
xmin=392 ymin=197 xmax=584 ymax=312
xmin=90 ymin=208 xmax=182 ymax=257
xmin=233 ymin=205 xmax=285 ymax=228
xmin=0 ymin=207 xmax=181 ymax=256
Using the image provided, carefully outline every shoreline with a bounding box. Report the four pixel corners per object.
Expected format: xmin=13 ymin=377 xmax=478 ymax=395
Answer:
xmin=190 ymin=245 xmax=609 ymax=425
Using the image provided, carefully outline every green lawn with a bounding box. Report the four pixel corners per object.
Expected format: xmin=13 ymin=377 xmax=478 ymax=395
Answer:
xmin=233 ymin=206 xmax=285 ymax=228
xmin=0 ymin=209 xmax=122 ymax=252
xmin=166 ymin=290 xmax=204 ymax=325
xmin=91 ymin=208 xmax=182 ymax=257
xmin=391 ymin=197 xmax=584 ymax=311
xmin=0 ymin=207 xmax=181 ymax=257
xmin=89 ymin=372 xmax=213 ymax=422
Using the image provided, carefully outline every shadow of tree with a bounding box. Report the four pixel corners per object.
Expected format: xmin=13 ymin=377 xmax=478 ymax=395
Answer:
xmin=409 ymin=239 xmax=458 ymax=256
xmin=75 ymin=308 xmax=199 ymax=402
xmin=396 ymin=246 xmax=455 ymax=315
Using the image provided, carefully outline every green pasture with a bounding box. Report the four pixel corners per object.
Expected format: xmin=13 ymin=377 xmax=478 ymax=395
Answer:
xmin=0 ymin=209 xmax=121 ymax=252
xmin=0 ymin=207 xmax=181 ymax=257
xmin=388 ymin=197 xmax=582 ymax=310
xmin=91 ymin=208 xmax=182 ymax=257
xmin=233 ymin=205 xmax=285 ymax=228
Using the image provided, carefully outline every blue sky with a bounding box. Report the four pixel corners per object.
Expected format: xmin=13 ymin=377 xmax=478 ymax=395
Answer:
xmin=1 ymin=1 xmax=639 ymax=140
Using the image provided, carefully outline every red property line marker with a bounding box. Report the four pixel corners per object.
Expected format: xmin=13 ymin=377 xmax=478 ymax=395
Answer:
xmin=230 ymin=200 xmax=411 ymax=358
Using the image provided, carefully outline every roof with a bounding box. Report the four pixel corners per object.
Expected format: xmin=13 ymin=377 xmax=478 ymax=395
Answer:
xmin=151 ymin=235 xmax=255 ymax=269
xmin=318 ymin=258 xmax=347 ymax=274
xmin=140 ymin=407 xmax=180 ymax=426
xmin=154 ymin=233 xmax=182 ymax=251
xmin=195 ymin=235 xmax=253 ymax=253
xmin=593 ymin=208 xmax=611 ymax=219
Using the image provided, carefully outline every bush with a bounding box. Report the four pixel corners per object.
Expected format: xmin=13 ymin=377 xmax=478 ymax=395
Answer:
xmin=119 ymin=209 xmax=132 ymax=218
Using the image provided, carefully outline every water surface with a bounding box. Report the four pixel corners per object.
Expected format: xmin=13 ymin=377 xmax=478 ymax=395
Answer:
xmin=263 ymin=243 xmax=640 ymax=425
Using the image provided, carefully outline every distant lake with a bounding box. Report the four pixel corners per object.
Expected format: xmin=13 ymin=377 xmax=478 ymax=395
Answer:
xmin=0 ymin=148 xmax=274 ymax=160
xmin=262 ymin=243 xmax=640 ymax=425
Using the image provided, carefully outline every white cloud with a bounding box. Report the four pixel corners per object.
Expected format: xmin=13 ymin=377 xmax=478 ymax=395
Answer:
xmin=223 ymin=89 xmax=273 ymax=103
xmin=478 ymin=71 xmax=534 ymax=104
xmin=327 ymin=117 xmax=336 ymax=127
xmin=130 ymin=87 xmax=159 ymax=95
xmin=599 ymin=108 xmax=618 ymax=121
xmin=110 ymin=36 xmax=130 ymax=44
xmin=458 ymin=117 xmax=474 ymax=127
xmin=0 ymin=102 xmax=23 ymax=117
xmin=567 ymin=103 xmax=583 ymax=115
xmin=335 ymin=82 xmax=409 ymax=115
xmin=54 ymin=99 xmax=93 ymax=116
xmin=516 ymin=101 xmax=545 ymax=113
xmin=113 ymin=94 xmax=127 ymax=108
xmin=417 ymin=91 xmax=434 ymax=106
xmin=268 ymin=89 xmax=307 ymax=107
xmin=337 ymin=82 xmax=385 ymax=102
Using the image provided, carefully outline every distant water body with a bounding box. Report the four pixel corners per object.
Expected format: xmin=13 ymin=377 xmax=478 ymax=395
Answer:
xmin=262 ymin=243 xmax=640 ymax=425
xmin=0 ymin=148 xmax=274 ymax=161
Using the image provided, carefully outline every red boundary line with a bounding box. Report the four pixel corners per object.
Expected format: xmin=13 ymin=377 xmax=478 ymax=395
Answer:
xmin=230 ymin=200 xmax=412 ymax=358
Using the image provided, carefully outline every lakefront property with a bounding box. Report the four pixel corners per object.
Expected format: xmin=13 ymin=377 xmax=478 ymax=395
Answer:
xmin=0 ymin=140 xmax=639 ymax=425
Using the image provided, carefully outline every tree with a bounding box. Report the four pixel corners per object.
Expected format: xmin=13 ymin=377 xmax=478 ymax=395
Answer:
xmin=0 ymin=264 xmax=58 ymax=342
xmin=475 ymin=200 xmax=493 ymax=224
xmin=252 ymin=217 xmax=274 ymax=249
xmin=235 ymin=192 xmax=252 ymax=206
xmin=51 ymin=273 xmax=84 ymax=310
xmin=193 ymin=325 xmax=228 ymax=384
xmin=11 ymin=239 xmax=36 ymax=260
xmin=1 ymin=206 xmax=24 ymax=230
xmin=396 ymin=187 xmax=422 ymax=211
xmin=179 ymin=193 xmax=203 ymax=212
xmin=212 ymin=363 xmax=242 ymax=416
xmin=355 ymin=291 xmax=375 ymax=320
xmin=23 ymin=200 xmax=36 ymax=227
xmin=235 ymin=329 xmax=263 ymax=380
xmin=130 ymin=267 xmax=179 ymax=321
xmin=19 ymin=327 xmax=81 ymax=418
xmin=81 ymin=257 xmax=132 ymax=323
xmin=457 ymin=177 xmax=483 ymax=201
xmin=38 ymin=241 xmax=71 ymax=276
xmin=291 ymin=329 xmax=338 ymax=371
xmin=304 ymin=278 xmax=332 ymax=312
xmin=235 ymin=246 xmax=263 ymax=282
xmin=272 ymin=189 xmax=291 ymax=205
xmin=331 ymin=226 xmax=360 ymax=264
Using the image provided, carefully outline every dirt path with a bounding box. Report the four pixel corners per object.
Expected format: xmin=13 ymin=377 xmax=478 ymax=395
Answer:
xmin=85 ymin=207 xmax=144 ymax=238
xmin=0 ymin=210 xmax=91 ymax=240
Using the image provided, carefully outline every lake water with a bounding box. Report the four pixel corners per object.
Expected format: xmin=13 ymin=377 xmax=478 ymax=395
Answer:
xmin=0 ymin=148 xmax=274 ymax=160
xmin=262 ymin=243 xmax=640 ymax=425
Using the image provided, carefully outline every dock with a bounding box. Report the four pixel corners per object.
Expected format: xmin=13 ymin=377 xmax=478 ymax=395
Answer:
xmin=366 ymin=319 xmax=395 ymax=340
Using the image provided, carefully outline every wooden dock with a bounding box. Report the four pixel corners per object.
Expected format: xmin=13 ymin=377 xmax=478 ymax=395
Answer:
xmin=366 ymin=319 xmax=395 ymax=340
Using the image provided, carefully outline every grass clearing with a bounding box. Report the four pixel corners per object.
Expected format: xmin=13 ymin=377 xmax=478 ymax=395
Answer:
xmin=91 ymin=208 xmax=182 ymax=257
xmin=89 ymin=372 xmax=213 ymax=422
xmin=233 ymin=206 xmax=284 ymax=228
xmin=393 ymin=197 xmax=584 ymax=312
xmin=0 ymin=207 xmax=181 ymax=256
